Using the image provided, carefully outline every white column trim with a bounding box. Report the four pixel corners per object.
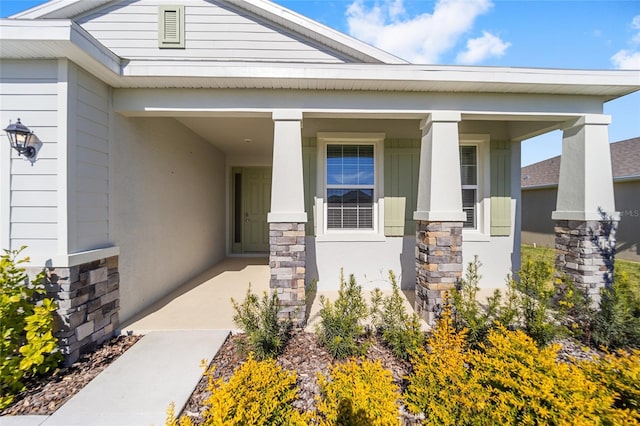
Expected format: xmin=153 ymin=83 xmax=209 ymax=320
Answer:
xmin=552 ymin=114 xmax=619 ymax=221
xmin=414 ymin=112 xmax=466 ymax=222
xmin=268 ymin=110 xmax=307 ymax=223
xmin=56 ymin=59 xmax=70 ymax=255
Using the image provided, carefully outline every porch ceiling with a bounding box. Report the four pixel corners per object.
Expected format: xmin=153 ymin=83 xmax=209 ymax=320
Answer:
xmin=176 ymin=117 xmax=274 ymax=159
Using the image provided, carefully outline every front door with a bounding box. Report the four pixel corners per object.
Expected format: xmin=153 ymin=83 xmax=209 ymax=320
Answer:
xmin=233 ymin=167 xmax=271 ymax=253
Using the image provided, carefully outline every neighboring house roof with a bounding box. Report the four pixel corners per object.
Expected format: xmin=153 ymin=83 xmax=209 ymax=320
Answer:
xmin=521 ymin=137 xmax=640 ymax=188
xmin=9 ymin=0 xmax=407 ymax=65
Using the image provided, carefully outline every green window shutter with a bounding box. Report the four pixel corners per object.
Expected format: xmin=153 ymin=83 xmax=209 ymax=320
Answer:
xmin=384 ymin=139 xmax=420 ymax=236
xmin=490 ymin=140 xmax=512 ymax=236
xmin=158 ymin=5 xmax=185 ymax=48
xmin=302 ymin=137 xmax=317 ymax=236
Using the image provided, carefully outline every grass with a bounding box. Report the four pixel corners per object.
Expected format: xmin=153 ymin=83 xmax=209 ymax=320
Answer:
xmin=521 ymin=244 xmax=640 ymax=286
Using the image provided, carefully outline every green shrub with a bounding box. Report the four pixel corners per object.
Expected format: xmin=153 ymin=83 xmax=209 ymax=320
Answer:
xmin=370 ymin=271 xmax=424 ymax=360
xmin=315 ymin=270 xmax=369 ymax=359
xmin=592 ymin=271 xmax=640 ymax=350
xmin=451 ymin=256 xmax=501 ymax=348
xmin=173 ymin=354 xmax=309 ymax=425
xmin=1 ymin=247 xmax=61 ymax=409
xmin=512 ymin=258 xmax=559 ymax=346
xmin=315 ymin=358 xmax=401 ymax=426
xmin=231 ymin=286 xmax=292 ymax=360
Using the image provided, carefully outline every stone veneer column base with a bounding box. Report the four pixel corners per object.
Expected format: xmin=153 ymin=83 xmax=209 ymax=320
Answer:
xmin=415 ymin=220 xmax=463 ymax=324
xmin=28 ymin=256 xmax=120 ymax=366
xmin=269 ymin=223 xmax=306 ymax=324
xmin=555 ymin=219 xmax=617 ymax=306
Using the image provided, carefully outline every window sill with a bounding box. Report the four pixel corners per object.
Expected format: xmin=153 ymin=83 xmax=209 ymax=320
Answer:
xmin=315 ymin=232 xmax=387 ymax=242
xmin=462 ymin=230 xmax=491 ymax=242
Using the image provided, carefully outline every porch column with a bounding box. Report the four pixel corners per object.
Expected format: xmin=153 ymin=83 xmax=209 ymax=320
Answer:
xmin=414 ymin=112 xmax=466 ymax=324
xmin=552 ymin=114 xmax=618 ymax=305
xmin=268 ymin=110 xmax=307 ymax=323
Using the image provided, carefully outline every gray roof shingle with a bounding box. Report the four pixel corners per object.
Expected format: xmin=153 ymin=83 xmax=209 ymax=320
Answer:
xmin=521 ymin=137 xmax=640 ymax=188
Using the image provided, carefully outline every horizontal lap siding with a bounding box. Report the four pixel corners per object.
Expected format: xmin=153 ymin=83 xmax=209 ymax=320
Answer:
xmin=1 ymin=60 xmax=59 ymax=252
xmin=73 ymin=66 xmax=110 ymax=252
xmin=78 ymin=0 xmax=348 ymax=62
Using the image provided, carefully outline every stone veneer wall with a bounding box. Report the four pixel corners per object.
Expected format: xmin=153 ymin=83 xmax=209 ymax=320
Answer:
xmin=415 ymin=221 xmax=463 ymax=324
xmin=555 ymin=220 xmax=617 ymax=305
xmin=269 ymin=222 xmax=306 ymax=323
xmin=33 ymin=256 xmax=120 ymax=365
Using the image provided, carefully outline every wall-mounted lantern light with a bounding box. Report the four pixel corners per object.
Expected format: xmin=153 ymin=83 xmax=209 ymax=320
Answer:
xmin=4 ymin=118 xmax=41 ymax=163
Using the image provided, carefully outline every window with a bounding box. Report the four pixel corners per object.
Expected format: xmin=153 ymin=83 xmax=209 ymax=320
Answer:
xmin=326 ymin=144 xmax=374 ymax=229
xmin=460 ymin=145 xmax=478 ymax=229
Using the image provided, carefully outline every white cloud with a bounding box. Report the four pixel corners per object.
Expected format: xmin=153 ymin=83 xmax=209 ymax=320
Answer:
xmin=346 ymin=0 xmax=497 ymax=64
xmin=611 ymin=50 xmax=640 ymax=69
xmin=455 ymin=31 xmax=510 ymax=64
xmin=612 ymin=15 xmax=640 ymax=69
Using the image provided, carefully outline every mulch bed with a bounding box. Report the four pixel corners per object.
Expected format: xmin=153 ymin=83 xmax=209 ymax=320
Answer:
xmin=181 ymin=330 xmax=421 ymax=425
xmin=0 ymin=334 xmax=141 ymax=416
xmin=2 ymin=330 xmax=600 ymax=424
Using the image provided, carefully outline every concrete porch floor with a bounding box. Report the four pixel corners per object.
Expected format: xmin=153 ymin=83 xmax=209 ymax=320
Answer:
xmin=121 ymin=257 xmax=270 ymax=333
xmin=121 ymin=256 xmax=500 ymax=334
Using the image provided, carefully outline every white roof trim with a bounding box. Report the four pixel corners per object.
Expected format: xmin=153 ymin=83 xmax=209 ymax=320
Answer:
xmin=224 ymin=0 xmax=407 ymax=64
xmin=10 ymin=0 xmax=113 ymax=19
xmin=0 ymin=19 xmax=122 ymax=84
xmin=12 ymin=0 xmax=407 ymax=65
xmin=1 ymin=19 xmax=638 ymax=99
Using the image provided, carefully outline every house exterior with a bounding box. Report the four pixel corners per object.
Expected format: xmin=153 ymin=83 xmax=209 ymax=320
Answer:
xmin=522 ymin=137 xmax=640 ymax=262
xmin=1 ymin=0 xmax=638 ymax=362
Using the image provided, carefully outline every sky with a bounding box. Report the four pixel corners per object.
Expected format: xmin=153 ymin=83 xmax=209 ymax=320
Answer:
xmin=1 ymin=0 xmax=639 ymax=166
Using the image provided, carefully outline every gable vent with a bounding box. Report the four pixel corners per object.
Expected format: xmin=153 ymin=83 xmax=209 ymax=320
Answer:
xmin=158 ymin=5 xmax=185 ymax=48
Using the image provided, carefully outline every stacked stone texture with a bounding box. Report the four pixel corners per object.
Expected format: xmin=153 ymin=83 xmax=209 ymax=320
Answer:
xmin=415 ymin=221 xmax=463 ymax=324
xmin=555 ymin=220 xmax=617 ymax=305
xmin=269 ymin=223 xmax=306 ymax=323
xmin=31 ymin=256 xmax=120 ymax=365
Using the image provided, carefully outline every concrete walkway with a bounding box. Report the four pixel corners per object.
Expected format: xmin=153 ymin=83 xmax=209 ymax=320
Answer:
xmin=1 ymin=330 xmax=228 ymax=426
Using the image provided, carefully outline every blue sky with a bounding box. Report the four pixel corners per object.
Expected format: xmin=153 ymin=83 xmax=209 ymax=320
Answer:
xmin=2 ymin=0 xmax=639 ymax=165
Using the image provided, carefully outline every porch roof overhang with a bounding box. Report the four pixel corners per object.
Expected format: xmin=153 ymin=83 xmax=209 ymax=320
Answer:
xmin=1 ymin=19 xmax=639 ymax=101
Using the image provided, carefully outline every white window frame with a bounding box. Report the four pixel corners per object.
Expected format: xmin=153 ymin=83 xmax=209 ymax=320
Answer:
xmin=460 ymin=134 xmax=490 ymax=241
xmin=316 ymin=132 xmax=385 ymax=241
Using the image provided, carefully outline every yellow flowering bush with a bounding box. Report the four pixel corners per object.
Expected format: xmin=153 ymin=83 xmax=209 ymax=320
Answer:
xmin=315 ymin=358 xmax=401 ymax=426
xmin=404 ymin=300 xmax=487 ymax=425
xmin=468 ymin=326 xmax=634 ymax=425
xmin=582 ymin=349 xmax=640 ymax=420
xmin=169 ymin=354 xmax=309 ymax=426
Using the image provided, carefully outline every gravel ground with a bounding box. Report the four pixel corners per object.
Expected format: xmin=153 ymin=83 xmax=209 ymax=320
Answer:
xmin=0 ymin=335 xmax=141 ymax=416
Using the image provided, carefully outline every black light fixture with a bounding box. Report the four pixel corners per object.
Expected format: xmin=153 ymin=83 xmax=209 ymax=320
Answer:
xmin=4 ymin=118 xmax=39 ymax=160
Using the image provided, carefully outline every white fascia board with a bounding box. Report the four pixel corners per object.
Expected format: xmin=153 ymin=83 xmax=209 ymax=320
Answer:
xmin=0 ymin=19 xmax=122 ymax=82
xmin=121 ymin=60 xmax=640 ymax=97
xmin=10 ymin=0 xmax=112 ymax=19
xmin=224 ymin=0 xmax=408 ymax=64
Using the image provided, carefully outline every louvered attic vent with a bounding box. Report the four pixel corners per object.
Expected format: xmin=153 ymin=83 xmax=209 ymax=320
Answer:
xmin=158 ymin=5 xmax=185 ymax=48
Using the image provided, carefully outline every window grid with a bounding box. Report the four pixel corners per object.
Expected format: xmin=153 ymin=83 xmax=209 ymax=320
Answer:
xmin=460 ymin=145 xmax=478 ymax=229
xmin=326 ymin=144 xmax=374 ymax=230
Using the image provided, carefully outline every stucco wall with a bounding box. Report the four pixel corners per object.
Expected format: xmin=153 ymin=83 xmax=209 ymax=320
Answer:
xmin=110 ymin=116 xmax=226 ymax=322
xmin=521 ymin=180 xmax=639 ymax=262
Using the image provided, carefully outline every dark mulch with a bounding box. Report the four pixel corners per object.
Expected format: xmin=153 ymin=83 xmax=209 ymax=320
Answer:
xmin=0 ymin=335 xmax=141 ymax=416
